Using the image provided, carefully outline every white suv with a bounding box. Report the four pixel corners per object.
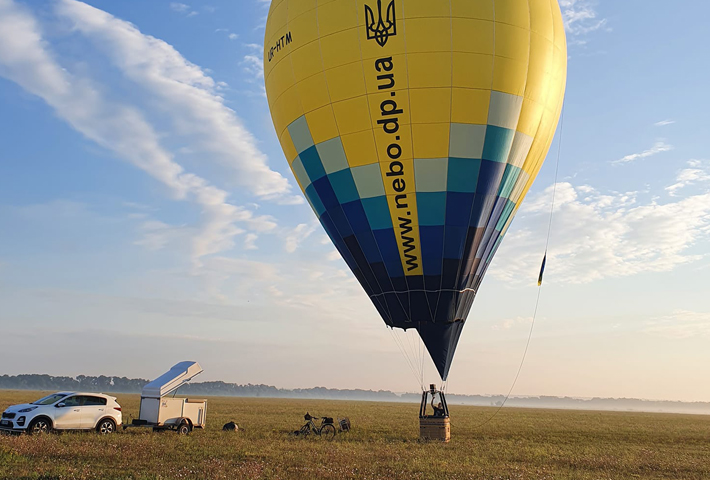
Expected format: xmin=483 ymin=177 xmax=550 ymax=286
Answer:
xmin=0 ymin=392 xmax=122 ymax=435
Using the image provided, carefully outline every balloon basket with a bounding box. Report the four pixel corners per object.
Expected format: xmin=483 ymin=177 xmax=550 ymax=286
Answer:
xmin=419 ymin=416 xmax=450 ymax=443
xmin=419 ymin=384 xmax=451 ymax=442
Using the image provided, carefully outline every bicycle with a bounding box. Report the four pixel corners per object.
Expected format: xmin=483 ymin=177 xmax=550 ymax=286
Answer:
xmin=298 ymin=413 xmax=336 ymax=440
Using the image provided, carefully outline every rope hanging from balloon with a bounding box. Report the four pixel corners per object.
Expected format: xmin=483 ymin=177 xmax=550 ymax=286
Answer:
xmin=474 ymin=107 xmax=566 ymax=429
xmin=389 ymin=326 xmax=426 ymax=391
xmin=389 ymin=319 xmax=433 ymax=392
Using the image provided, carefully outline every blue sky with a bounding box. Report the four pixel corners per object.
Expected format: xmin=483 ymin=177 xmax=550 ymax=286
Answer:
xmin=1 ymin=0 xmax=710 ymax=402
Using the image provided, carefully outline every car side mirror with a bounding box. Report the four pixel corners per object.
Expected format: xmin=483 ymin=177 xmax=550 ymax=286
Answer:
xmin=56 ymin=403 xmax=65 ymax=408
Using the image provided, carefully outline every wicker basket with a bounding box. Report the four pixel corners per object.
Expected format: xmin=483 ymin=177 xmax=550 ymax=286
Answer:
xmin=419 ymin=416 xmax=450 ymax=442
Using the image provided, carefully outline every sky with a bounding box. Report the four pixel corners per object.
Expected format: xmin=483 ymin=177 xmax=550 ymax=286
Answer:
xmin=1 ymin=0 xmax=709 ymax=403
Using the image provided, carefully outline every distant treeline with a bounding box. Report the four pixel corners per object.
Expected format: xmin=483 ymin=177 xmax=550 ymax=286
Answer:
xmin=0 ymin=375 xmax=408 ymax=402
xmin=0 ymin=374 xmax=149 ymax=393
xmin=1 ymin=374 xmax=709 ymax=415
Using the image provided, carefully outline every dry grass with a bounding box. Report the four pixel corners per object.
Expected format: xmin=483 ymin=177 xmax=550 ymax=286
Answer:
xmin=1 ymin=390 xmax=709 ymax=479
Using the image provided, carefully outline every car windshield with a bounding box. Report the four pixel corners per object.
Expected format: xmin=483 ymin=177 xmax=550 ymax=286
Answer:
xmin=31 ymin=393 xmax=69 ymax=405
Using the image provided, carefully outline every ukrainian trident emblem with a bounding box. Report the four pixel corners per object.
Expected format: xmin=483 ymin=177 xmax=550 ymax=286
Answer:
xmin=365 ymin=0 xmax=397 ymax=47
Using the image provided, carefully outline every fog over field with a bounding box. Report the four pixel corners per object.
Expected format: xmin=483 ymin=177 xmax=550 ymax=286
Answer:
xmin=3 ymin=374 xmax=709 ymax=416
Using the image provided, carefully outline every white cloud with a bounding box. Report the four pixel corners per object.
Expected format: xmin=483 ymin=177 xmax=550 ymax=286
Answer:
xmin=189 ymin=246 xmax=363 ymax=307
xmin=0 ymin=0 xmax=276 ymax=268
xmin=558 ymin=0 xmax=608 ymax=37
xmin=228 ymin=33 xmax=238 ymax=40
xmin=492 ymin=316 xmax=533 ymax=331
xmin=0 ymin=1 xmax=180 ymax=195
xmin=169 ymin=3 xmax=189 ymax=13
xmin=240 ymin=43 xmax=266 ymax=98
xmin=203 ymin=256 xmax=278 ymax=282
xmin=284 ymin=223 xmax=318 ymax=253
xmin=666 ymin=160 xmax=710 ymax=196
xmin=491 ymin=182 xmax=710 ymax=285
xmin=326 ymin=250 xmax=342 ymax=261
xmin=244 ymin=233 xmax=258 ymax=250
xmin=170 ymin=2 xmax=197 ymax=17
xmin=134 ymin=220 xmax=189 ymax=251
xmin=267 ymin=285 xmax=284 ymax=297
xmin=193 ymin=255 xmax=284 ymax=302
xmin=612 ymin=141 xmax=673 ymax=166
xmin=654 ymin=119 xmax=676 ymax=127
xmin=241 ymin=54 xmax=264 ymax=81
xmin=56 ymin=0 xmax=294 ymax=201
xmin=645 ymin=310 xmax=710 ymax=339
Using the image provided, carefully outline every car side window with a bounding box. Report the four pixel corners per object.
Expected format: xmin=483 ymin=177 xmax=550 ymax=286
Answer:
xmin=83 ymin=396 xmax=107 ymax=406
xmin=62 ymin=396 xmax=83 ymax=407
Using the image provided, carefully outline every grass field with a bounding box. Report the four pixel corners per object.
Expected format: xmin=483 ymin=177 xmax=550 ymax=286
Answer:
xmin=1 ymin=390 xmax=709 ymax=480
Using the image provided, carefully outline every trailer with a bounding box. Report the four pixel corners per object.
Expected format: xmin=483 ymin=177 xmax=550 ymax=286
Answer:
xmin=125 ymin=361 xmax=206 ymax=435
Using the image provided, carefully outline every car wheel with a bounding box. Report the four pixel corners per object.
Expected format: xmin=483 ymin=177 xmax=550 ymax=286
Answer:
xmin=97 ymin=419 xmax=116 ymax=435
xmin=28 ymin=418 xmax=52 ymax=435
xmin=177 ymin=422 xmax=191 ymax=435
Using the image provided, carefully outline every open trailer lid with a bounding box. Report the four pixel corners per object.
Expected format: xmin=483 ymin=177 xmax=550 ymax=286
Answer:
xmin=141 ymin=361 xmax=203 ymax=398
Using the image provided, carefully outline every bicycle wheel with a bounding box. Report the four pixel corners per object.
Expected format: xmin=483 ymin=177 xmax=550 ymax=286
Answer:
xmin=299 ymin=424 xmax=311 ymax=437
xmin=319 ymin=424 xmax=336 ymax=440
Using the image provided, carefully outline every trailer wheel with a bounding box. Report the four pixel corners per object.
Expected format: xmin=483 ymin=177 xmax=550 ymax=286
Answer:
xmin=177 ymin=421 xmax=191 ymax=435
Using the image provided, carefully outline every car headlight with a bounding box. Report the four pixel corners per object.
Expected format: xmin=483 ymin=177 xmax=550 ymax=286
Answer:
xmin=18 ymin=407 xmax=37 ymax=413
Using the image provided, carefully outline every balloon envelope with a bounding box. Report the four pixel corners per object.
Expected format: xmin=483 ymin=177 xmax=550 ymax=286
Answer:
xmin=264 ymin=0 xmax=567 ymax=380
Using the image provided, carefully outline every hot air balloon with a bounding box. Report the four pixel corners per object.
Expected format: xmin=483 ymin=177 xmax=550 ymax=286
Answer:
xmin=264 ymin=0 xmax=567 ymax=381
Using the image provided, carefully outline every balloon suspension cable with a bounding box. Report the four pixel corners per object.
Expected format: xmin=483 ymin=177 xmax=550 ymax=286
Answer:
xmin=475 ymin=108 xmax=566 ymax=429
xmin=544 ymin=109 xmax=565 ymax=256
xmin=389 ymin=327 xmax=425 ymax=390
xmin=405 ymin=328 xmax=423 ymax=390
xmin=389 ymin=322 xmax=429 ymax=391
xmin=418 ymin=324 xmax=424 ymax=390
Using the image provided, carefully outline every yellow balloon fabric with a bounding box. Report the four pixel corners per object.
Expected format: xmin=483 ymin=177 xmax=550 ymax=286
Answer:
xmin=264 ymin=0 xmax=567 ymax=380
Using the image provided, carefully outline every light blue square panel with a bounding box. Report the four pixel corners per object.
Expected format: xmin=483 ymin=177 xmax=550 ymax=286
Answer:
xmin=414 ymin=158 xmax=448 ymax=192
xmin=450 ymin=123 xmax=486 ymax=159
xmin=287 ymin=116 xmax=314 ymax=154
xmin=351 ymin=163 xmax=386 ymax=198
xmin=291 ymin=155 xmax=311 ymax=189
xmin=488 ymin=91 xmax=523 ymax=130
xmin=316 ymin=137 xmax=349 ymax=174
xmin=508 ymin=131 xmax=534 ymax=168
